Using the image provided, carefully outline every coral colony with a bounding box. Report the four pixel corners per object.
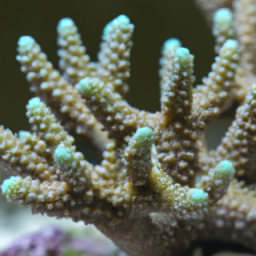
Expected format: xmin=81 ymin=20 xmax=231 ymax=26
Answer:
xmin=1 ymin=0 xmax=256 ymax=255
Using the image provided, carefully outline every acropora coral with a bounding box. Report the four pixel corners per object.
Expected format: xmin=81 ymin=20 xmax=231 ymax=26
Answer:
xmin=1 ymin=1 xmax=256 ymax=255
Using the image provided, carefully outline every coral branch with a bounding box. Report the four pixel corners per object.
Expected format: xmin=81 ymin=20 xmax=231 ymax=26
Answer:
xmin=213 ymin=8 xmax=235 ymax=54
xmin=160 ymin=46 xmax=194 ymax=126
xmin=16 ymin=36 xmax=109 ymax=156
xmin=206 ymin=84 xmax=256 ymax=182
xmin=98 ymin=15 xmax=134 ymax=94
xmin=192 ymin=39 xmax=239 ymax=130
xmin=124 ymin=126 xmax=155 ymax=187
xmin=79 ymin=77 xmax=142 ymax=144
xmin=57 ymin=18 xmax=98 ymax=85
xmin=234 ymin=0 xmax=256 ymax=75
xmin=2 ymin=176 xmax=71 ymax=211
xmin=196 ymin=160 xmax=234 ymax=203
xmin=0 ymin=126 xmax=53 ymax=181
xmin=149 ymin=145 xmax=209 ymax=219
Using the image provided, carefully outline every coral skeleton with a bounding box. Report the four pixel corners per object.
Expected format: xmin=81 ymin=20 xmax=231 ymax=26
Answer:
xmin=1 ymin=2 xmax=256 ymax=255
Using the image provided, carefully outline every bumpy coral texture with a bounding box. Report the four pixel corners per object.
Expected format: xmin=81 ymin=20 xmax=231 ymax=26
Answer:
xmin=1 ymin=1 xmax=256 ymax=255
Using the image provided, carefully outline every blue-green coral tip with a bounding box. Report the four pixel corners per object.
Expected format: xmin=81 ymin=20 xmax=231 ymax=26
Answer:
xmin=223 ymin=39 xmax=238 ymax=50
xmin=28 ymin=97 xmax=41 ymax=110
xmin=18 ymin=130 xmax=32 ymax=140
xmin=176 ymin=47 xmax=190 ymax=62
xmin=103 ymin=15 xmax=130 ymax=36
xmin=79 ymin=77 xmax=97 ymax=96
xmin=215 ymin=160 xmax=234 ymax=177
xmin=18 ymin=36 xmax=35 ymax=49
xmin=133 ymin=127 xmax=154 ymax=146
xmin=54 ymin=145 xmax=74 ymax=168
xmin=57 ymin=18 xmax=75 ymax=33
xmin=189 ymin=188 xmax=208 ymax=203
xmin=2 ymin=176 xmax=17 ymax=195
xmin=163 ymin=38 xmax=181 ymax=51
xmin=214 ymin=8 xmax=233 ymax=25
xmin=116 ymin=15 xmax=130 ymax=25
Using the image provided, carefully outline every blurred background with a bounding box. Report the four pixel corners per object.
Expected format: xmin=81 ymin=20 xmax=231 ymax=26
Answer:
xmin=0 ymin=0 xmax=236 ymax=254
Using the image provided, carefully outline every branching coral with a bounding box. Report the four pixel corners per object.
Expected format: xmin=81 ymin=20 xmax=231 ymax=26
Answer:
xmin=1 ymin=1 xmax=256 ymax=255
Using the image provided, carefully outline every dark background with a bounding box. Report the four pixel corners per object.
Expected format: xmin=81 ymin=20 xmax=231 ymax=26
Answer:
xmin=0 ymin=0 xmax=229 ymax=149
